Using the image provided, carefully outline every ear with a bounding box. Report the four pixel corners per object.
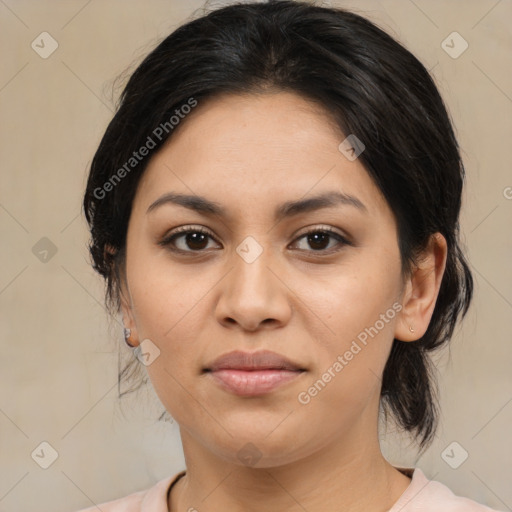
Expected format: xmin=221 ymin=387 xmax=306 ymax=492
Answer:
xmin=395 ymin=232 xmax=447 ymax=342
xmin=119 ymin=273 xmax=140 ymax=348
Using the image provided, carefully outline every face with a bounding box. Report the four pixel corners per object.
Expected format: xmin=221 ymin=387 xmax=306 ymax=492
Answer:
xmin=121 ymin=92 xmax=408 ymax=467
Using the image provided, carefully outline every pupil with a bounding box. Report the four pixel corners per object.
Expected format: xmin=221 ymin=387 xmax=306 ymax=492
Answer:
xmin=309 ymin=232 xmax=328 ymax=250
xmin=184 ymin=232 xmax=330 ymax=251
xmin=187 ymin=232 xmax=208 ymax=250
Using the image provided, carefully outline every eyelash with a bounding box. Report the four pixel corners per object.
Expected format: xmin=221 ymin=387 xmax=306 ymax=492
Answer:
xmin=158 ymin=225 xmax=352 ymax=256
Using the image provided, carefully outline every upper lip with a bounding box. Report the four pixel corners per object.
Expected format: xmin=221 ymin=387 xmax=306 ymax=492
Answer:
xmin=205 ymin=350 xmax=305 ymax=372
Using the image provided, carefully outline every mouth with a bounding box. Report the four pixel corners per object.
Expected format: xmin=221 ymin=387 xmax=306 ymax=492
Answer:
xmin=203 ymin=350 xmax=306 ymax=397
xmin=206 ymin=368 xmax=305 ymax=396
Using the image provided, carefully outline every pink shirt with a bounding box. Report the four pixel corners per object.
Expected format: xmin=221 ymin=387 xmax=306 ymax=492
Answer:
xmin=76 ymin=468 xmax=502 ymax=511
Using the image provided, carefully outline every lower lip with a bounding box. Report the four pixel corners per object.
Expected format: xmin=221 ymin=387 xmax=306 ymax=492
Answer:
xmin=208 ymin=369 xmax=304 ymax=396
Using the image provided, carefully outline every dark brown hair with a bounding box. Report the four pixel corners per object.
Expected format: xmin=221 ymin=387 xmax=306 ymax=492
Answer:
xmin=83 ymin=0 xmax=473 ymax=448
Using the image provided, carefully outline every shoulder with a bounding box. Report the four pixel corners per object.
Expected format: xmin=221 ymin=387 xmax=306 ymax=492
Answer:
xmin=75 ymin=489 xmax=145 ymax=512
xmin=73 ymin=471 xmax=185 ymax=512
xmin=391 ymin=468 xmax=503 ymax=512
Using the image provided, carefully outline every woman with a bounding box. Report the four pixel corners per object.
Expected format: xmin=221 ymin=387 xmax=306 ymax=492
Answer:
xmin=78 ymin=1 xmax=501 ymax=510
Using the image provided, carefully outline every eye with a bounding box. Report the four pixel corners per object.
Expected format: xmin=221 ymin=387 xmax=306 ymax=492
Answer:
xmin=290 ymin=226 xmax=350 ymax=253
xmin=159 ymin=225 xmax=351 ymax=255
xmin=158 ymin=225 xmax=220 ymax=253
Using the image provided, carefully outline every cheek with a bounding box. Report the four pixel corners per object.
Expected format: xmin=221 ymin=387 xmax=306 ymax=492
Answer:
xmin=127 ymin=245 xmax=210 ymax=339
xmin=295 ymin=306 xmax=397 ymax=437
xmin=129 ymin=261 xmax=208 ymax=422
xmin=294 ymin=250 xmax=402 ymax=402
xmin=294 ymin=248 xmax=403 ymax=344
xmin=125 ymin=249 xmax=213 ymax=402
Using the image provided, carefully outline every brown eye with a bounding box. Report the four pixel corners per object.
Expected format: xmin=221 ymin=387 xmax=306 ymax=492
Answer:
xmin=159 ymin=226 xmax=220 ymax=253
xmin=291 ymin=227 xmax=350 ymax=253
xmin=306 ymin=232 xmax=330 ymax=250
xmin=181 ymin=232 xmax=209 ymax=250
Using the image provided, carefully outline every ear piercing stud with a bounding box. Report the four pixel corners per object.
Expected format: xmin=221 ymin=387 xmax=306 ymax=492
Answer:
xmin=124 ymin=327 xmax=134 ymax=347
xmin=409 ymin=326 xmax=415 ymax=333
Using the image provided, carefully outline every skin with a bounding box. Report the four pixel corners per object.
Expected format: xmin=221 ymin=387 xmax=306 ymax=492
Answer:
xmin=120 ymin=91 xmax=447 ymax=512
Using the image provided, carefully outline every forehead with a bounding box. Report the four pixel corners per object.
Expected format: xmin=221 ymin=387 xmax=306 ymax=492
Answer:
xmin=134 ymin=91 xmax=389 ymax=219
xmin=161 ymin=91 xmax=343 ymax=166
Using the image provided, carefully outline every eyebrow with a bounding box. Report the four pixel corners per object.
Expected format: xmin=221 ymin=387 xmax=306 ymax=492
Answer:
xmin=146 ymin=190 xmax=367 ymax=220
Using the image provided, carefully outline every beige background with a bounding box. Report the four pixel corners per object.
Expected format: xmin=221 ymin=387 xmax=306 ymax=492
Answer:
xmin=0 ymin=0 xmax=511 ymax=510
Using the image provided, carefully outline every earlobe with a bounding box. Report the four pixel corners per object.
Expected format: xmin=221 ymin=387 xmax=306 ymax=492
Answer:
xmin=394 ymin=233 xmax=447 ymax=342
xmin=120 ymin=280 xmax=140 ymax=348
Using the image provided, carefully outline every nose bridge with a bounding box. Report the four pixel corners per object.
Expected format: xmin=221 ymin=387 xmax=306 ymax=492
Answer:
xmin=215 ymin=234 xmax=291 ymax=329
xmin=232 ymin=234 xmax=275 ymax=300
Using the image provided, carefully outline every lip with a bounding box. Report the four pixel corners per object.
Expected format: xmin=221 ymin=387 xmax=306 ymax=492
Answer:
xmin=206 ymin=349 xmax=305 ymax=372
xmin=204 ymin=350 xmax=306 ymax=397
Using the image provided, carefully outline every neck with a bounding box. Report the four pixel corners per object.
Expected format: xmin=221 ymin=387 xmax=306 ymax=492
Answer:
xmin=170 ymin=423 xmax=411 ymax=512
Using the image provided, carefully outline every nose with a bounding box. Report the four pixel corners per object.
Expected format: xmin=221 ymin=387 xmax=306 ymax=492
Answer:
xmin=215 ymin=242 xmax=292 ymax=332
